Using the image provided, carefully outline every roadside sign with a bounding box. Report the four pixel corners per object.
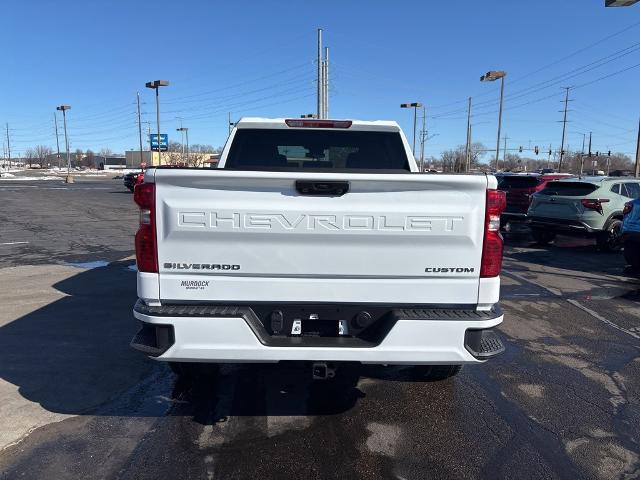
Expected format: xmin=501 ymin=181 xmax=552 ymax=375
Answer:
xmin=150 ymin=133 xmax=168 ymax=152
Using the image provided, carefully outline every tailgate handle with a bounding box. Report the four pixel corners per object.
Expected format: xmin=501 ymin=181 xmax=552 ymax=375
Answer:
xmin=296 ymin=180 xmax=349 ymax=197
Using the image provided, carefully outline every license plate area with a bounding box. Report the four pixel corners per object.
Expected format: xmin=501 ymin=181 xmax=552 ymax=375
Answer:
xmin=301 ymin=319 xmax=340 ymax=337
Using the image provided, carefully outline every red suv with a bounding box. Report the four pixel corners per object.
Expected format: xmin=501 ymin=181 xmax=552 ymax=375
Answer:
xmin=497 ymin=173 xmax=573 ymax=229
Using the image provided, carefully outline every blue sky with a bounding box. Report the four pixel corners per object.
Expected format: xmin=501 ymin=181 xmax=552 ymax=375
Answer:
xmin=1 ymin=0 xmax=639 ymax=162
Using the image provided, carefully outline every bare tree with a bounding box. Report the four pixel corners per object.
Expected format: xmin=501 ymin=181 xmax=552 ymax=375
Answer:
xmin=186 ymin=144 xmax=217 ymax=167
xmin=73 ymin=148 xmax=83 ymax=168
xmin=24 ymin=148 xmax=36 ymax=168
xmin=34 ymin=145 xmax=53 ymax=168
xmin=98 ymin=148 xmax=113 ymax=157
xmin=501 ymin=153 xmax=522 ymax=172
xmin=165 ymin=141 xmax=184 ymax=165
xmin=85 ymin=149 xmax=95 ymax=168
xmin=439 ymin=143 xmax=488 ymax=173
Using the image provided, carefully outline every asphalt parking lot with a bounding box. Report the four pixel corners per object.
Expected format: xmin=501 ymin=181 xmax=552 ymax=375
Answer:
xmin=0 ymin=178 xmax=639 ymax=479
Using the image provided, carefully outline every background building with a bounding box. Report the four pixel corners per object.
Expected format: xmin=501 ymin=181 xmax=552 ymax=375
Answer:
xmin=125 ymin=150 xmax=220 ymax=168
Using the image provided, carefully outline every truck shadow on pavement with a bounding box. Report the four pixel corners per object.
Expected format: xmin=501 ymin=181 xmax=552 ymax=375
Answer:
xmin=1 ymin=261 xmax=440 ymax=420
xmin=164 ymin=362 xmax=454 ymax=424
xmin=0 ymin=260 xmax=155 ymax=416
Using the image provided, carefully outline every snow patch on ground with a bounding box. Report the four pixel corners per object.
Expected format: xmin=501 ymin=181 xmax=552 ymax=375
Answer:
xmin=0 ymin=176 xmax=61 ymax=181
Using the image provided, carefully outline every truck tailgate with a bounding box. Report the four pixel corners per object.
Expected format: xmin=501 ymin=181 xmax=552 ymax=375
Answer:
xmin=153 ymin=169 xmax=489 ymax=305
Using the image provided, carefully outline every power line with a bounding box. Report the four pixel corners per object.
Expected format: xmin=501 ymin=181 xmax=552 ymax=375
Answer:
xmin=430 ymin=20 xmax=640 ymax=113
xmin=509 ymin=19 xmax=640 ymax=86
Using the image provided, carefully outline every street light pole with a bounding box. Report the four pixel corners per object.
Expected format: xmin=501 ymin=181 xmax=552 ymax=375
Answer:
xmin=137 ymin=92 xmax=144 ymax=169
xmin=145 ymin=80 xmax=169 ymax=165
xmin=480 ymin=71 xmax=507 ymax=171
xmin=401 ymin=102 xmax=423 ymax=159
xmin=496 ymin=75 xmax=505 ymax=171
xmin=56 ymin=105 xmax=72 ymax=183
xmin=54 ymin=113 xmax=61 ymax=169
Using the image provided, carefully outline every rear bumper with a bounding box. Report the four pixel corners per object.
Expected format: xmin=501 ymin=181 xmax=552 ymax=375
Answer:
xmin=131 ymin=301 xmax=504 ymax=364
xmin=528 ymin=216 xmax=600 ymax=234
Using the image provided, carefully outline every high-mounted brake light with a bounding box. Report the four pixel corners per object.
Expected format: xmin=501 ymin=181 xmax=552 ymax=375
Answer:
xmin=285 ymin=119 xmax=352 ymax=129
xmin=133 ymin=182 xmax=157 ymax=273
xmin=623 ymin=201 xmax=633 ymax=216
xmin=480 ymin=189 xmax=506 ymax=278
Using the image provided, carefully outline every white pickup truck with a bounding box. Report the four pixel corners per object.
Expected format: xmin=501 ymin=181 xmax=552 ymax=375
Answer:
xmin=131 ymin=117 xmax=506 ymax=380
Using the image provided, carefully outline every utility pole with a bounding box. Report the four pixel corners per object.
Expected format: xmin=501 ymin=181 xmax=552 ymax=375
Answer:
xmin=579 ymin=133 xmax=586 ymax=176
xmin=503 ymin=135 xmax=508 ymax=168
xmin=145 ymin=122 xmax=152 ymax=153
xmin=177 ymin=127 xmax=189 ymax=165
xmin=465 ymin=97 xmax=472 ymax=172
xmin=589 ymin=132 xmax=593 ymax=172
xmin=558 ymin=87 xmax=571 ymax=173
xmin=176 ymin=117 xmax=185 ymax=162
xmin=54 ymin=113 xmax=61 ymax=169
xmin=136 ymin=92 xmax=144 ymax=168
xmin=635 ymin=117 xmax=640 ymax=178
xmin=5 ymin=123 xmax=11 ymax=169
xmin=419 ymin=106 xmax=427 ymax=172
xmin=317 ymin=28 xmax=323 ymax=119
xmin=324 ymin=47 xmax=329 ymax=119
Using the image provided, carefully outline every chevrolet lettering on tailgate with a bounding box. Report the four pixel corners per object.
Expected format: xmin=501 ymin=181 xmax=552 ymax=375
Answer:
xmin=178 ymin=211 xmax=464 ymax=233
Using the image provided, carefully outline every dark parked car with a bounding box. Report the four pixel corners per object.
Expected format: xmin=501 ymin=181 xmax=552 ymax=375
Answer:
xmin=497 ymin=173 xmax=573 ymax=229
xmin=124 ymin=171 xmax=144 ymax=192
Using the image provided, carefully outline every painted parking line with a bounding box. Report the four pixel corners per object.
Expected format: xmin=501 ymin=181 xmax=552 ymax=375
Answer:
xmin=566 ymin=298 xmax=640 ymax=340
xmin=0 ymin=242 xmax=29 ymax=246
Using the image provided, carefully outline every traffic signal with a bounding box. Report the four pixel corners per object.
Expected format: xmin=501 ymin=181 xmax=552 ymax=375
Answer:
xmin=596 ymin=151 xmax=600 ymax=156
xmin=519 ymin=146 xmax=523 ymax=153
xmin=548 ymin=149 xmax=552 ymax=156
xmin=608 ymin=150 xmax=611 ymax=156
xmin=534 ymin=146 xmax=539 ymax=155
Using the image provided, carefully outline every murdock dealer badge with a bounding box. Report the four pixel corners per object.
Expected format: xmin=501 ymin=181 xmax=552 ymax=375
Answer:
xmin=180 ymin=280 xmax=210 ymax=290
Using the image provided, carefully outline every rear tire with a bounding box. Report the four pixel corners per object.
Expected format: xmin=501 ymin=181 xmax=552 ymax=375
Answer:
xmin=531 ymin=228 xmax=555 ymax=245
xmin=411 ymin=364 xmax=462 ymax=382
xmin=596 ymin=219 xmax=622 ymax=252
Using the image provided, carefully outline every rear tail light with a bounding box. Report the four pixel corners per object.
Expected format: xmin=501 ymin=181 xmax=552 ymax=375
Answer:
xmin=581 ymin=198 xmax=609 ymax=215
xmin=285 ymin=119 xmax=352 ymax=129
xmin=480 ymin=189 xmax=506 ymax=278
xmin=623 ymin=202 xmax=633 ymax=216
xmin=133 ymin=182 xmax=157 ymax=273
